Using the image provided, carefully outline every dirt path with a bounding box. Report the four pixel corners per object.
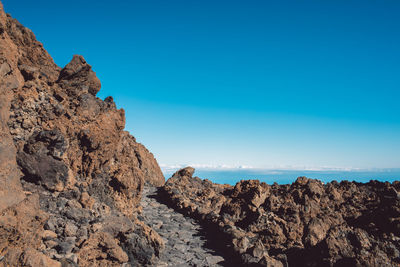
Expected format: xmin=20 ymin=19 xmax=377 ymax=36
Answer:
xmin=140 ymin=187 xmax=227 ymax=267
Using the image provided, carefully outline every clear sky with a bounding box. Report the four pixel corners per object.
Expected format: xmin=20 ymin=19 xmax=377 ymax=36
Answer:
xmin=3 ymin=0 xmax=400 ymax=170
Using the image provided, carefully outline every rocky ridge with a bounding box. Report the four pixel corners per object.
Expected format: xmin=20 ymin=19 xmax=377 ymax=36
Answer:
xmin=0 ymin=2 xmax=165 ymax=266
xmin=162 ymin=167 xmax=400 ymax=267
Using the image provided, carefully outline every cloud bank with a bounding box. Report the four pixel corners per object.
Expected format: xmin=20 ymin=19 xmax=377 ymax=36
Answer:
xmin=158 ymin=163 xmax=386 ymax=174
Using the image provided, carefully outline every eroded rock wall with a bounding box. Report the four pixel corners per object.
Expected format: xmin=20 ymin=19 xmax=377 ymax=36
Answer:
xmin=0 ymin=1 xmax=165 ymax=265
xmin=162 ymin=167 xmax=400 ymax=266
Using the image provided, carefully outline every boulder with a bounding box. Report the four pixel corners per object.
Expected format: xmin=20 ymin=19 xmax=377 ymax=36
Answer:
xmin=58 ymin=55 xmax=101 ymax=97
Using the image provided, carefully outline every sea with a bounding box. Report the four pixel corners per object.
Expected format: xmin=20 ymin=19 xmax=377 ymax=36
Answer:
xmin=162 ymin=168 xmax=400 ymax=185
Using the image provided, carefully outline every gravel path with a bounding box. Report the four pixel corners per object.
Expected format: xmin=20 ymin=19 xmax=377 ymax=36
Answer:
xmin=140 ymin=187 xmax=226 ymax=267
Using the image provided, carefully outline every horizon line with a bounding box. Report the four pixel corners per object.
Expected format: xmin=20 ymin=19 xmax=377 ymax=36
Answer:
xmin=160 ymin=163 xmax=400 ymax=173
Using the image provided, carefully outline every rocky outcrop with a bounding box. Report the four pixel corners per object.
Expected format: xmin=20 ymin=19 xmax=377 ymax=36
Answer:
xmin=162 ymin=167 xmax=400 ymax=266
xmin=0 ymin=0 xmax=25 ymax=214
xmin=0 ymin=1 xmax=165 ymax=266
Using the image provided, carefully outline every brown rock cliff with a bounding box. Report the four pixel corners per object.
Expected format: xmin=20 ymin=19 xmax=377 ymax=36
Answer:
xmin=0 ymin=1 xmax=165 ymax=266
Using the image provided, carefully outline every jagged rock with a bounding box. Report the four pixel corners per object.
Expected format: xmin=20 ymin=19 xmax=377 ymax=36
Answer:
xmin=57 ymin=55 xmax=101 ymax=97
xmin=0 ymin=1 xmax=25 ymax=214
xmin=0 ymin=195 xmax=49 ymax=266
xmin=19 ymin=248 xmax=62 ymax=267
xmin=162 ymin=167 xmax=400 ymax=266
xmin=77 ymin=232 xmax=129 ymax=266
xmin=17 ymin=150 xmax=69 ymax=191
xmin=16 ymin=130 xmax=70 ymax=191
xmin=24 ymin=130 xmax=68 ymax=159
xmin=0 ymin=1 xmax=165 ymax=266
xmin=42 ymin=230 xmax=57 ymax=240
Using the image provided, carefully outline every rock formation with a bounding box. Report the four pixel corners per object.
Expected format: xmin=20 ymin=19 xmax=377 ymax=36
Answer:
xmin=162 ymin=167 xmax=400 ymax=266
xmin=2 ymin=2 xmax=400 ymax=266
xmin=0 ymin=1 xmax=165 ymax=266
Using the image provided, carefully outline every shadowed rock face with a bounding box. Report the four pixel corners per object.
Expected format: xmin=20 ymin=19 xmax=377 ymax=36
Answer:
xmin=0 ymin=1 xmax=165 ymax=266
xmin=162 ymin=167 xmax=400 ymax=267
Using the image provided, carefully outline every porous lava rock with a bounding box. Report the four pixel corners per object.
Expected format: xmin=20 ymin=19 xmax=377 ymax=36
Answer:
xmin=162 ymin=167 xmax=400 ymax=266
xmin=0 ymin=1 xmax=165 ymax=266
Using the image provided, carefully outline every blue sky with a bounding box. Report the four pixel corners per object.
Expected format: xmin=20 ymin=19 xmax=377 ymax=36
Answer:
xmin=3 ymin=0 xmax=400 ymax=170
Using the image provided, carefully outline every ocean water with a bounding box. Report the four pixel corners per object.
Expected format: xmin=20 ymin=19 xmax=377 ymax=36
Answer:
xmin=163 ymin=168 xmax=400 ymax=185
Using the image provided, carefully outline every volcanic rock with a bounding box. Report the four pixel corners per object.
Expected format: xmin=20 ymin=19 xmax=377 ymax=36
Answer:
xmin=0 ymin=1 xmax=165 ymax=266
xmin=162 ymin=167 xmax=400 ymax=266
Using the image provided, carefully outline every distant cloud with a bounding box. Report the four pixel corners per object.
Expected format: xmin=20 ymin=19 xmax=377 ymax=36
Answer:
xmin=159 ymin=163 xmax=378 ymax=174
xmin=159 ymin=163 xmax=255 ymax=173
